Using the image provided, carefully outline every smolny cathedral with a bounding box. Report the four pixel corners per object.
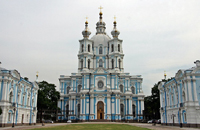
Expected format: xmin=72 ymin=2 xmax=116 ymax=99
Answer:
xmin=58 ymin=10 xmax=145 ymax=121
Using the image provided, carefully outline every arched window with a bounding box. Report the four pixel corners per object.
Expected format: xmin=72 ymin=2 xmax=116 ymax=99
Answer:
xmin=167 ymin=96 xmax=169 ymax=106
xmin=88 ymin=59 xmax=90 ymax=69
xmin=184 ymin=113 xmax=187 ymax=122
xmin=27 ymin=114 xmax=29 ymax=122
xmin=111 ymin=59 xmax=114 ymax=69
xmin=32 ymin=99 xmax=34 ymax=107
xmin=172 ymin=96 xmax=174 ymax=106
xmin=88 ymin=44 xmax=90 ymax=52
xmin=8 ymin=113 xmax=11 ymax=121
xmin=67 ymin=87 xmax=70 ymax=94
xmin=118 ymin=44 xmax=120 ymax=52
xmin=78 ymin=85 xmax=82 ymax=93
xmin=120 ymin=104 xmax=124 ymax=118
xmin=81 ymin=59 xmax=83 ymax=69
xmin=182 ymin=92 xmax=185 ymax=102
xmin=118 ymin=59 xmax=121 ymax=69
xmin=9 ymin=92 xmax=13 ymax=103
xmin=27 ymin=97 xmax=30 ymax=106
xmin=131 ymin=87 xmax=135 ymax=94
xmin=111 ymin=44 xmax=114 ymax=52
xmin=99 ymin=59 xmax=103 ymax=67
xmin=120 ymin=85 xmax=123 ymax=93
xmin=132 ymin=104 xmax=136 ymax=117
xmin=22 ymin=96 xmax=25 ymax=106
xmin=99 ymin=46 xmax=102 ymax=54
xmin=81 ymin=44 xmax=84 ymax=52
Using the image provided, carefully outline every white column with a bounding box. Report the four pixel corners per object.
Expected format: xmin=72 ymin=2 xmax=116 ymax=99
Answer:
xmin=80 ymin=98 xmax=83 ymax=114
xmin=83 ymin=97 xmax=85 ymax=115
xmin=141 ymin=100 xmax=144 ymax=112
xmin=2 ymin=80 xmax=8 ymax=101
xmin=91 ymin=75 xmax=94 ymax=88
xmin=107 ymin=97 xmax=111 ymax=114
xmin=94 ymin=58 xmax=96 ymax=69
xmin=129 ymin=99 xmax=132 ymax=114
xmin=183 ymin=81 xmax=188 ymax=102
xmin=91 ymin=97 xmax=94 ymax=115
xmin=160 ymin=92 xmax=163 ymax=107
xmin=91 ymin=59 xmax=93 ymax=69
xmin=187 ymin=79 xmax=193 ymax=101
xmin=68 ymin=99 xmax=71 ymax=116
xmin=192 ymin=78 xmax=198 ymax=101
xmin=121 ymin=58 xmax=124 ymax=69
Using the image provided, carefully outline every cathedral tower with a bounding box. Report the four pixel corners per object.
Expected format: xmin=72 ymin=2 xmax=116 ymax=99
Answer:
xmin=58 ymin=8 xmax=144 ymax=122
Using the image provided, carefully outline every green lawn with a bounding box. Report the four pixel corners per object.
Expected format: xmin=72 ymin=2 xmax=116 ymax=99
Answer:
xmin=29 ymin=124 xmax=150 ymax=130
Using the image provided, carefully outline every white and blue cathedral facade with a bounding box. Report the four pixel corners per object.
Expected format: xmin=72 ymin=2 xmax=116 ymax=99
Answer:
xmin=58 ymin=11 xmax=144 ymax=121
xmin=158 ymin=60 xmax=200 ymax=127
xmin=0 ymin=67 xmax=38 ymax=127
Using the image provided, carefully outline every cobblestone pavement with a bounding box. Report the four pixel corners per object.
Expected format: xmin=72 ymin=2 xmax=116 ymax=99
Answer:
xmin=1 ymin=122 xmax=200 ymax=130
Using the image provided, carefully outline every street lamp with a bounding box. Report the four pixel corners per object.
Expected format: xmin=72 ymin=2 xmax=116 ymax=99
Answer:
xmin=179 ymin=108 xmax=182 ymax=128
xmin=12 ymin=108 xmax=16 ymax=127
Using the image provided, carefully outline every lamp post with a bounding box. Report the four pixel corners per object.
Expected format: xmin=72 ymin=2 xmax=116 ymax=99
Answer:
xmin=12 ymin=108 xmax=16 ymax=127
xmin=179 ymin=108 xmax=182 ymax=128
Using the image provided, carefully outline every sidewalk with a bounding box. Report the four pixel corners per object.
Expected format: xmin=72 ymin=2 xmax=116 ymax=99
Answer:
xmin=0 ymin=123 xmax=69 ymax=130
xmin=128 ymin=123 xmax=200 ymax=130
xmin=0 ymin=122 xmax=199 ymax=130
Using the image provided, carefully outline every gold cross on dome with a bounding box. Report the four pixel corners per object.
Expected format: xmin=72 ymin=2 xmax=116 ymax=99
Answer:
xmin=99 ymin=6 xmax=103 ymax=12
xmin=85 ymin=16 xmax=88 ymax=21
xmin=114 ymin=15 xmax=116 ymax=21
xmin=36 ymin=71 xmax=39 ymax=77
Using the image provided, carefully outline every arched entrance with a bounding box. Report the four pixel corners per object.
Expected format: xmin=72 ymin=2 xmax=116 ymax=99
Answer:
xmin=97 ymin=101 xmax=104 ymax=119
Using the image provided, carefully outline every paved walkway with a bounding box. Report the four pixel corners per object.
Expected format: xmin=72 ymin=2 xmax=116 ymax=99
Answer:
xmin=1 ymin=122 xmax=200 ymax=130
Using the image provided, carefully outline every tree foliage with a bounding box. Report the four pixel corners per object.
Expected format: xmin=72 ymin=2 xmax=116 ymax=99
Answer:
xmin=0 ymin=107 xmax=2 ymax=115
xmin=144 ymin=82 xmax=160 ymax=120
xmin=37 ymin=81 xmax=60 ymax=110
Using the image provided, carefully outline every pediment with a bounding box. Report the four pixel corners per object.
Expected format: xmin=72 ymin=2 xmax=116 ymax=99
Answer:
xmin=175 ymin=70 xmax=183 ymax=79
xmin=11 ymin=70 xmax=21 ymax=80
xmin=94 ymin=67 xmax=108 ymax=74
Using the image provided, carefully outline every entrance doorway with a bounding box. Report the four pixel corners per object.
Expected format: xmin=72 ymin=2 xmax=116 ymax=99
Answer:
xmin=97 ymin=101 xmax=104 ymax=119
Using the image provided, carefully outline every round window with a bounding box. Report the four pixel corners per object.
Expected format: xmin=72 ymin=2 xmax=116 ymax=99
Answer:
xmin=98 ymin=81 xmax=104 ymax=89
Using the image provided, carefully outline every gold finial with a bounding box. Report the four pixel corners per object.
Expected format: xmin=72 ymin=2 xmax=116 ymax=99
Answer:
xmin=164 ymin=71 xmax=166 ymax=80
xmin=98 ymin=6 xmax=103 ymax=12
xmin=36 ymin=71 xmax=39 ymax=77
xmin=85 ymin=16 xmax=88 ymax=24
xmin=114 ymin=15 xmax=116 ymax=22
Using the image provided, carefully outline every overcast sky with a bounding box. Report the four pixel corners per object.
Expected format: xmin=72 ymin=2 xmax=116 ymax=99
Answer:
xmin=0 ymin=0 xmax=199 ymax=96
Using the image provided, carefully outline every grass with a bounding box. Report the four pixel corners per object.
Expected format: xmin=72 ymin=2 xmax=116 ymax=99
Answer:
xmin=29 ymin=124 xmax=151 ymax=130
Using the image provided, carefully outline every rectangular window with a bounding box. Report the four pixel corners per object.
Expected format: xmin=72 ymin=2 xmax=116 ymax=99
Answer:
xmin=8 ymin=113 xmax=11 ymax=121
xmin=22 ymin=96 xmax=25 ymax=106
xmin=184 ymin=113 xmax=187 ymax=122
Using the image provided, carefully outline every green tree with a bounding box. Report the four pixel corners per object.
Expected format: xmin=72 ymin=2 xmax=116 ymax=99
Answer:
xmin=144 ymin=82 xmax=160 ymax=120
xmin=0 ymin=107 xmax=2 ymax=115
xmin=37 ymin=81 xmax=60 ymax=110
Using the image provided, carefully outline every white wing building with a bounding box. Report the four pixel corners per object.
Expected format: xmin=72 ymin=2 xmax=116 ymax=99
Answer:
xmin=0 ymin=67 xmax=38 ymax=127
xmin=58 ymin=10 xmax=145 ymax=122
xmin=158 ymin=60 xmax=200 ymax=127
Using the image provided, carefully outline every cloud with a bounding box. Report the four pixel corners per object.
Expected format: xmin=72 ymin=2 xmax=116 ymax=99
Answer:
xmin=0 ymin=0 xmax=200 ymax=96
